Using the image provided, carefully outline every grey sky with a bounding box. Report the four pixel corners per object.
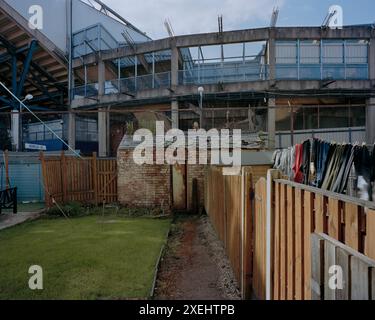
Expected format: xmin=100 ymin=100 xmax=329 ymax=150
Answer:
xmin=103 ymin=0 xmax=283 ymax=39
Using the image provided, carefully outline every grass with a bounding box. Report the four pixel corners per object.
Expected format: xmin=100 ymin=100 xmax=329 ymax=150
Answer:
xmin=0 ymin=215 xmax=171 ymax=300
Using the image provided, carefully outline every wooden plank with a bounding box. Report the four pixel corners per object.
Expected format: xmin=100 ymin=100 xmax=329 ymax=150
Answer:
xmin=366 ymin=210 xmax=375 ymax=260
xmin=243 ymin=169 xmax=253 ymax=299
xmin=324 ymin=240 xmax=336 ymax=300
xmin=336 ymin=247 xmax=350 ymax=300
xmin=280 ymin=183 xmax=287 ymax=300
xmin=92 ymin=153 xmax=98 ymax=205
xmin=311 ymin=234 xmax=324 ymax=300
xmin=273 ymin=182 xmax=280 ymax=300
xmin=253 ymin=178 xmax=267 ymax=300
xmin=345 ymin=202 xmax=360 ymax=251
xmin=314 ymin=194 xmax=325 ymax=233
xmin=303 ymin=191 xmax=313 ymax=300
xmin=286 ymin=186 xmax=295 ymax=300
xmin=351 ymin=256 xmax=370 ymax=300
xmin=294 ymin=188 xmax=303 ymax=300
xmin=328 ymin=198 xmax=341 ymax=241
xmin=274 ymin=179 xmax=375 ymax=211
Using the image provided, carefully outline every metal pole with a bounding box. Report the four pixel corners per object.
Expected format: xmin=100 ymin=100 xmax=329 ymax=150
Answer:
xmin=152 ymin=52 xmax=155 ymax=89
xmin=118 ymin=59 xmax=121 ymax=92
xmin=4 ymin=149 xmax=9 ymax=189
xmin=134 ymin=55 xmax=138 ymax=91
xmin=67 ymin=0 xmax=73 ymax=103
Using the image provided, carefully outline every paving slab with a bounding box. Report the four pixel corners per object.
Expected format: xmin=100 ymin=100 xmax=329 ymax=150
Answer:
xmin=0 ymin=212 xmax=42 ymax=231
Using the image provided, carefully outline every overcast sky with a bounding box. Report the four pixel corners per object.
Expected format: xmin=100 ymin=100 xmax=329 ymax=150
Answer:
xmin=102 ymin=0 xmax=375 ymax=39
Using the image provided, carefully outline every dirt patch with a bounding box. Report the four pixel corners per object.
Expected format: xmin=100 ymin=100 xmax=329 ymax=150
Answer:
xmin=155 ymin=215 xmax=241 ymax=300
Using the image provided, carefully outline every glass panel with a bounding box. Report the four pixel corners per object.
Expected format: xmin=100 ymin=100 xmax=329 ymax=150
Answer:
xmin=276 ymin=41 xmax=297 ymax=64
xmin=300 ymin=40 xmax=320 ymax=64
xmin=322 ymin=40 xmax=344 ymax=64
xmin=345 ymin=40 xmax=368 ymax=64
xmin=276 ymin=65 xmax=298 ymax=79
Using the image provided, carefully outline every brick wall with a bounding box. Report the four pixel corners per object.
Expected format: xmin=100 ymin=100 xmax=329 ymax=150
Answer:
xmin=117 ymin=148 xmax=172 ymax=211
xmin=117 ymin=147 xmax=208 ymax=212
xmin=118 ymin=147 xmax=267 ymax=213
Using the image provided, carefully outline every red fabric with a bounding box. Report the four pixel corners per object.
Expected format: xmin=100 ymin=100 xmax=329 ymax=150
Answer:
xmin=293 ymin=144 xmax=304 ymax=183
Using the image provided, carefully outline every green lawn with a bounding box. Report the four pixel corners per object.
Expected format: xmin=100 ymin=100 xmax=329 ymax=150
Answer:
xmin=0 ymin=215 xmax=171 ymax=300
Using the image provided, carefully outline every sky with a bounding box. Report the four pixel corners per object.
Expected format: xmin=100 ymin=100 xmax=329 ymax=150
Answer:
xmin=102 ymin=0 xmax=375 ymax=39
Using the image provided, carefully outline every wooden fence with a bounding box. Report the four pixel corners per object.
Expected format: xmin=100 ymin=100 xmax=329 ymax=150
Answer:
xmin=205 ymin=165 xmax=270 ymax=299
xmin=40 ymin=152 xmax=117 ymax=207
xmin=312 ymin=233 xmax=375 ymax=300
xmin=253 ymin=169 xmax=375 ymax=300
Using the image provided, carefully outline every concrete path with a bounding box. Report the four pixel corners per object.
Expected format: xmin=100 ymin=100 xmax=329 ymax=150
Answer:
xmin=0 ymin=212 xmax=42 ymax=231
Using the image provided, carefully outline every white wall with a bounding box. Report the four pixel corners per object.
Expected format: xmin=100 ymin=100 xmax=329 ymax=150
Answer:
xmin=5 ymin=0 xmax=68 ymax=51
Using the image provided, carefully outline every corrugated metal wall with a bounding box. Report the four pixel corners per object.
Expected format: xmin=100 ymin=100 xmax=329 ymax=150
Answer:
xmin=0 ymin=152 xmax=45 ymax=202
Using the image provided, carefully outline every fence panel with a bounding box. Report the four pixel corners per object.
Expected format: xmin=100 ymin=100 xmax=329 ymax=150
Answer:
xmin=205 ymin=165 xmax=269 ymax=299
xmin=253 ymin=178 xmax=267 ymax=300
xmin=254 ymin=171 xmax=375 ymax=300
xmin=40 ymin=152 xmax=117 ymax=207
xmin=311 ymin=233 xmax=375 ymax=300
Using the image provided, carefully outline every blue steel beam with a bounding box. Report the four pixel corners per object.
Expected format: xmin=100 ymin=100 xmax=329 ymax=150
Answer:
xmin=16 ymin=40 xmax=37 ymax=99
xmin=11 ymin=54 xmax=17 ymax=110
xmin=0 ymin=96 xmax=10 ymax=104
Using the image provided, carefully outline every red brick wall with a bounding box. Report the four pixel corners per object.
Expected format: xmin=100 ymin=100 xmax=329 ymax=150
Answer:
xmin=117 ymin=149 xmax=172 ymax=211
xmin=117 ymin=148 xmax=209 ymax=212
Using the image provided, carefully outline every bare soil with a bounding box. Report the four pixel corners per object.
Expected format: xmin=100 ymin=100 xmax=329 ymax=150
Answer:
xmin=154 ymin=215 xmax=241 ymax=300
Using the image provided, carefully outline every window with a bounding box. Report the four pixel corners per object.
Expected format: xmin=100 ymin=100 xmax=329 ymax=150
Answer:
xmin=345 ymin=40 xmax=368 ymax=64
xmin=322 ymin=41 xmax=344 ymax=64
xmin=276 ymin=41 xmax=297 ymax=64
xmin=300 ymin=41 xmax=320 ymax=64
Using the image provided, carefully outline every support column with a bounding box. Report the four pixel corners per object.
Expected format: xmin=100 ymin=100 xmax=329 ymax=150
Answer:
xmin=11 ymin=110 xmax=20 ymax=151
xmin=98 ymin=108 xmax=108 ymax=157
xmin=68 ymin=112 xmax=76 ymax=150
xmin=366 ymin=98 xmax=375 ymax=145
xmin=367 ymin=37 xmax=375 ymax=144
xmin=98 ymin=57 xmax=108 ymax=157
xmin=268 ymin=98 xmax=276 ymax=150
xmin=171 ymin=99 xmax=179 ymax=129
xmin=171 ymin=42 xmax=179 ymax=89
xmin=98 ymin=58 xmax=105 ymax=96
xmin=268 ymin=30 xmax=276 ymax=81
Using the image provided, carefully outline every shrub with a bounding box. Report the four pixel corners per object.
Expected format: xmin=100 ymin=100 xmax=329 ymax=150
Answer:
xmin=47 ymin=202 xmax=86 ymax=218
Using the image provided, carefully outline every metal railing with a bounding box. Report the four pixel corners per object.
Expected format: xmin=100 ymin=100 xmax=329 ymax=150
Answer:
xmin=73 ymin=83 xmax=99 ymax=98
xmin=179 ymin=64 xmax=269 ymax=85
xmin=276 ymin=126 xmax=366 ymax=149
xmin=73 ymin=24 xmax=119 ymax=58
xmin=0 ymin=187 xmax=17 ymax=214
xmin=276 ymin=64 xmax=369 ymax=80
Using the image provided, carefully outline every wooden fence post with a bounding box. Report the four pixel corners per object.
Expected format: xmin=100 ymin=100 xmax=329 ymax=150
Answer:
xmin=61 ymin=151 xmax=67 ymax=203
xmin=92 ymin=152 xmax=98 ymax=205
xmin=366 ymin=209 xmax=375 ymax=260
xmin=311 ymin=233 xmax=324 ymax=300
xmin=266 ymin=169 xmax=280 ymax=300
xmin=241 ymin=167 xmax=253 ymax=299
